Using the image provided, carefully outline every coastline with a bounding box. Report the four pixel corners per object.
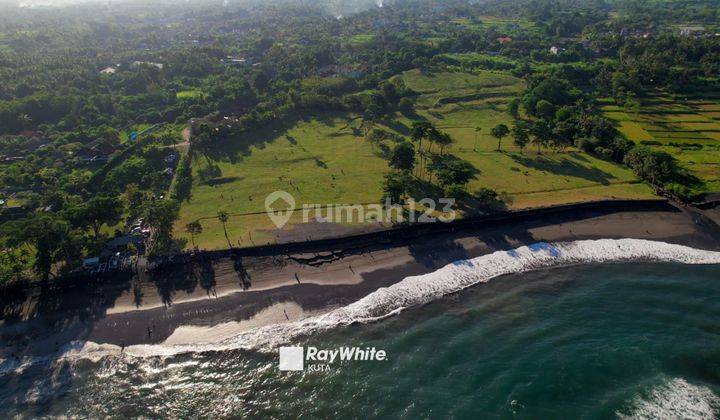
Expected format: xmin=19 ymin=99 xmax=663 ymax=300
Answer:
xmin=1 ymin=199 xmax=720 ymax=358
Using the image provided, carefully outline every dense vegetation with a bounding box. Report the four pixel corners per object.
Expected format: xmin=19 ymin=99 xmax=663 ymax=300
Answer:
xmin=0 ymin=0 xmax=718 ymax=284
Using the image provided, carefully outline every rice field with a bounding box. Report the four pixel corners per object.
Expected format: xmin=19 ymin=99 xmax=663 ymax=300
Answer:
xmin=602 ymin=96 xmax=720 ymax=192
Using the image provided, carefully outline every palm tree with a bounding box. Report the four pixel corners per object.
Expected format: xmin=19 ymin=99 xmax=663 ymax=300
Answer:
xmin=217 ymin=210 xmax=231 ymax=248
xmin=474 ymin=127 xmax=482 ymax=151
xmin=185 ymin=221 xmax=203 ymax=249
xmin=411 ymin=121 xmax=432 ymax=178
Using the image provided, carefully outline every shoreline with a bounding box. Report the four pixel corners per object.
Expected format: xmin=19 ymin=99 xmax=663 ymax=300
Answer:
xmin=0 ymin=198 xmax=691 ymax=294
xmin=2 ymin=199 xmax=720 ymax=358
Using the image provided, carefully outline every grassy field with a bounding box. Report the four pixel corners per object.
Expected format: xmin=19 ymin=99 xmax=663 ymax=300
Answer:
xmin=175 ymin=69 xmax=655 ymax=250
xmin=175 ymin=112 xmax=391 ymax=249
xmin=176 ymin=90 xmax=205 ymax=100
xmin=602 ymin=96 xmax=720 ymax=193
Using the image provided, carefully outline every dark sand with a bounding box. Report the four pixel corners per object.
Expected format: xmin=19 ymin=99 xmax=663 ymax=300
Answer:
xmin=1 ymin=201 xmax=719 ymax=357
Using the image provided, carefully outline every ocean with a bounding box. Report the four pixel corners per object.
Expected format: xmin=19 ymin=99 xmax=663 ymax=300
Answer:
xmin=1 ymin=239 xmax=720 ymax=418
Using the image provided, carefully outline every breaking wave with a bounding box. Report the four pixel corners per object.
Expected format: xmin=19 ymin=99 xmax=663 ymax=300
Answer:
xmin=619 ymin=378 xmax=720 ymax=419
xmin=3 ymin=238 xmax=720 ymax=369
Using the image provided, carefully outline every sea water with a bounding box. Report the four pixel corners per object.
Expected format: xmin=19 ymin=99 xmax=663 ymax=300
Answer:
xmin=1 ymin=240 xmax=720 ymax=418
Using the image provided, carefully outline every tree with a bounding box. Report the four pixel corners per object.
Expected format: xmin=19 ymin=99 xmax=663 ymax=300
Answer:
xmin=512 ymin=123 xmax=530 ymax=152
xmin=624 ymin=94 xmax=641 ymax=119
xmin=217 ymin=210 xmax=232 ymax=249
xmin=18 ymin=214 xmax=81 ymax=281
xmin=410 ymin=121 xmax=433 ymax=178
xmin=389 ymin=141 xmax=415 ymax=172
xmin=530 ymin=120 xmax=552 ymax=154
xmin=428 ymin=155 xmax=478 ymax=188
xmin=65 ymin=195 xmax=123 ymax=239
xmin=382 ymin=170 xmax=412 ymax=203
xmin=536 ymin=100 xmax=556 ymax=120
xmin=491 ymin=124 xmax=510 ymax=151
xmin=185 ymin=221 xmax=203 ymax=249
xmin=143 ymin=199 xmax=179 ymax=254
xmin=429 ymin=130 xmax=453 ymax=155
xmin=398 ymin=97 xmax=414 ymax=113
xmin=623 ymin=146 xmax=678 ymax=186
xmin=507 ymin=98 xmax=520 ymax=118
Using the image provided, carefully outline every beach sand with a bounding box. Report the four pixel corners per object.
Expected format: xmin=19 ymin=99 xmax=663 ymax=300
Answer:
xmin=1 ymin=201 xmax=719 ymax=357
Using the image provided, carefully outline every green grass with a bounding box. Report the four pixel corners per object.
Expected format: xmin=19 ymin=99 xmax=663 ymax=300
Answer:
xmin=176 ymin=90 xmax=205 ymax=100
xmin=618 ymin=121 xmax=654 ymax=141
xmin=177 ymin=69 xmax=655 ymax=250
xmin=346 ymin=34 xmax=375 ymax=47
xmin=604 ymin=97 xmax=720 ymax=193
xmin=175 ymin=111 xmax=390 ymax=249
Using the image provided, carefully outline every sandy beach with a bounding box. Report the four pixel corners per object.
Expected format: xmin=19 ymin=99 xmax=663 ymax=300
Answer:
xmin=1 ymin=200 xmax=719 ymax=358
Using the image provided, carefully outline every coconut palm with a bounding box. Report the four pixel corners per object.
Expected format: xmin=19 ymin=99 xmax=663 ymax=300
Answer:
xmin=217 ymin=210 xmax=231 ymax=248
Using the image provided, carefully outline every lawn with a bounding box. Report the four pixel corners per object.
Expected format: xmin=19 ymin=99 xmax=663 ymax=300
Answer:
xmin=176 ymin=70 xmax=656 ymax=250
xmin=175 ymin=111 xmax=391 ymax=248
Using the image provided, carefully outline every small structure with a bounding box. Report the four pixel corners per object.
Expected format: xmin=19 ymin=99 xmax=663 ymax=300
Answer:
xmin=497 ymin=36 xmax=513 ymax=44
xmin=164 ymin=153 xmax=178 ymax=164
xmin=100 ymin=67 xmax=117 ymax=75
xmin=83 ymin=257 xmax=100 ymax=270
xmin=679 ymin=26 xmax=705 ymax=36
xmin=77 ymin=138 xmax=119 ymax=163
xmin=550 ymin=46 xmax=560 ymax=55
xmin=132 ymin=61 xmax=164 ymax=69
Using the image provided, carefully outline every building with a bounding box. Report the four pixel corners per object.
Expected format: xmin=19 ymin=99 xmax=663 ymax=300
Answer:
xmin=131 ymin=61 xmax=164 ymax=69
xmin=679 ymin=26 xmax=705 ymax=36
xmin=497 ymin=36 xmax=512 ymax=44
xmin=77 ymin=138 xmax=119 ymax=163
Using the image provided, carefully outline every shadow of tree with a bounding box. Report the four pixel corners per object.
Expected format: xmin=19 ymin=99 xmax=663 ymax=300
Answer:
xmin=233 ymin=255 xmax=252 ymax=290
xmin=510 ymin=153 xmax=616 ymax=185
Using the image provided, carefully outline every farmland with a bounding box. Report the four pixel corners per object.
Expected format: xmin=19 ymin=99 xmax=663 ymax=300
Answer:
xmin=602 ymin=96 xmax=720 ymax=193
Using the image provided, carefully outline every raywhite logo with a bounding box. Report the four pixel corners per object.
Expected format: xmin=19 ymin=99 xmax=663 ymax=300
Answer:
xmin=278 ymin=346 xmax=387 ymax=372
xmin=278 ymin=346 xmax=304 ymax=371
xmin=265 ymin=190 xmax=296 ymax=229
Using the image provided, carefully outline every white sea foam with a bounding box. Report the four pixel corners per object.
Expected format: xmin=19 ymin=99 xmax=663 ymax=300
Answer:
xmin=2 ymin=238 xmax=720 ymax=368
xmin=619 ymin=377 xmax=720 ymax=419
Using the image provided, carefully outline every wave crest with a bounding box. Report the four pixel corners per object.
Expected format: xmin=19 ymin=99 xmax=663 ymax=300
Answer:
xmin=4 ymin=239 xmax=720 ymax=367
xmin=619 ymin=378 xmax=720 ymax=419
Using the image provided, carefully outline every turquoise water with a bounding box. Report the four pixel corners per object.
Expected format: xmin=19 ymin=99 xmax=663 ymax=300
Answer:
xmin=3 ymin=263 xmax=720 ymax=418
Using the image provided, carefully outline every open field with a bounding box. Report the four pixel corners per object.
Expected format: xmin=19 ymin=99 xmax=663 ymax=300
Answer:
xmin=175 ymin=112 xmax=390 ymax=248
xmin=175 ymin=70 xmax=654 ymax=249
xmin=602 ymin=96 xmax=720 ymax=193
xmin=176 ymin=90 xmax=205 ymax=100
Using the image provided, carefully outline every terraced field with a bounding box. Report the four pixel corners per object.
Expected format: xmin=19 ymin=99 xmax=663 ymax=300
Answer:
xmin=602 ymin=97 xmax=720 ymax=192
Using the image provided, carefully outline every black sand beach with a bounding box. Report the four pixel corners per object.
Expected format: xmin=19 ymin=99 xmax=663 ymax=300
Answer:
xmin=1 ymin=200 xmax=719 ymax=358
